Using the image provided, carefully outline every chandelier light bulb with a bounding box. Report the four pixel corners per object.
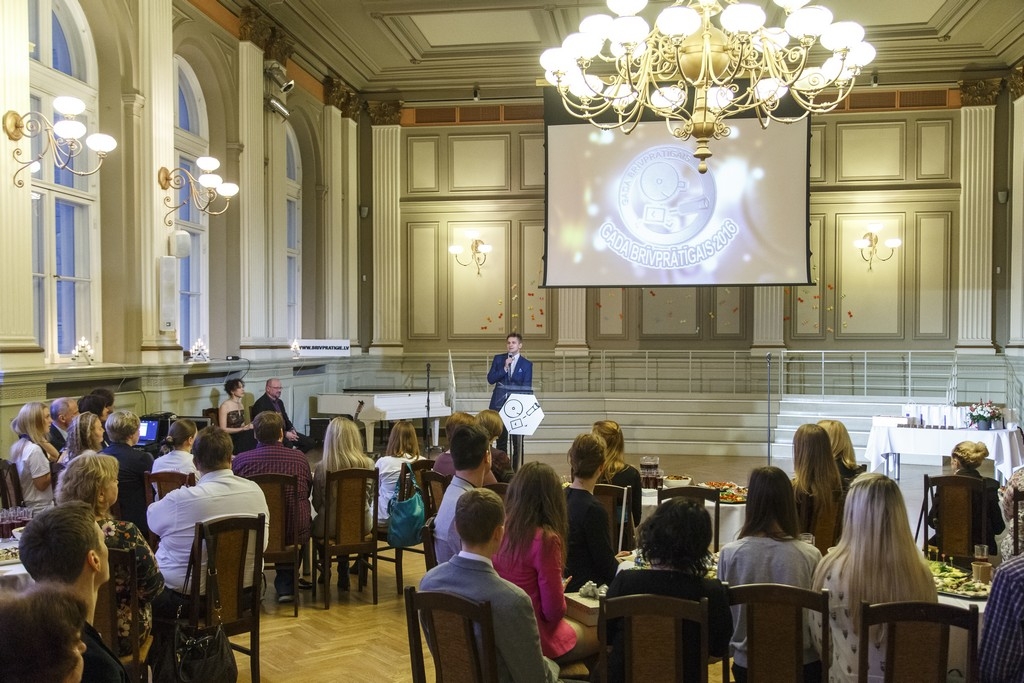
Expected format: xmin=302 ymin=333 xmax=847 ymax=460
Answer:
xmin=477 ymin=243 xmax=493 ymax=254
xmin=884 ymin=238 xmax=902 ymax=249
xmin=606 ymin=0 xmax=648 ymax=17
xmin=785 ymin=6 xmax=834 ymax=38
xmin=720 ymin=4 xmax=767 ymax=34
xmin=846 ymin=41 xmax=877 ymax=67
xmin=85 ymin=133 xmax=117 ymax=153
xmin=196 ymin=156 xmax=220 ymax=172
xmin=820 ymin=21 xmax=865 ymax=51
xmin=197 ymin=172 xmax=222 ymax=189
xmin=609 ymin=15 xmax=650 ymax=46
xmin=53 ymin=118 xmax=86 ymax=140
xmin=656 ymin=6 xmax=702 ymax=37
xmin=52 ymin=96 xmax=86 ymax=117
xmin=563 ymin=32 xmax=604 ymax=60
xmin=448 ymin=245 xmax=464 ymax=255
xmin=651 ymin=85 xmax=688 ymax=111
xmin=580 ymin=14 xmax=614 ymax=38
xmin=540 ymin=48 xmax=572 ymax=74
xmin=772 ymin=0 xmax=812 ymax=9
xmin=853 ymin=237 xmax=871 ymax=249
xmin=218 ymin=182 xmax=239 ymax=198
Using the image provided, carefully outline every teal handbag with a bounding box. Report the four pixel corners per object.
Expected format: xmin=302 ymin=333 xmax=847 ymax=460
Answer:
xmin=387 ymin=462 xmax=426 ymax=547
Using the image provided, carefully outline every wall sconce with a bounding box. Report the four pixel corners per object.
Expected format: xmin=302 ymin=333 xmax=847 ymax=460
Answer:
xmin=265 ymin=95 xmax=290 ymax=120
xmin=264 ymin=60 xmax=294 ymax=93
xmin=157 ymin=156 xmax=239 ymax=227
xmin=854 ymin=230 xmax=901 ymax=271
xmin=3 ymin=95 xmax=117 ymax=187
xmin=449 ymin=235 xmax=492 ymax=276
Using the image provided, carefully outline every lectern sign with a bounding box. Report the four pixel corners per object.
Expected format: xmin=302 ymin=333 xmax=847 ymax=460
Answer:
xmin=500 ymin=394 xmax=544 ymax=436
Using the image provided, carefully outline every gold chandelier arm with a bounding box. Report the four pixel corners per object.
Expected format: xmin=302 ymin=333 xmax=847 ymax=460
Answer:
xmin=452 ymin=252 xmax=471 ymax=268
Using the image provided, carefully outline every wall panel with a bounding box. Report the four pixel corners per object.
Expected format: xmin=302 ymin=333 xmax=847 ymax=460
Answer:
xmin=449 ymin=135 xmax=510 ymax=191
xmin=916 ymin=212 xmax=952 ymax=337
xmin=408 ymin=222 xmax=439 ymax=337
xmin=448 ymin=222 xmax=509 ymax=336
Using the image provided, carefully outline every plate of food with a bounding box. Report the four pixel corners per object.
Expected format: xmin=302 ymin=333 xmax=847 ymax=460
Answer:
xmin=663 ymin=475 xmax=693 ymax=488
xmin=700 ymin=481 xmax=749 ymax=504
xmin=929 ymin=560 xmax=990 ymax=599
xmin=0 ymin=546 xmax=20 ymax=566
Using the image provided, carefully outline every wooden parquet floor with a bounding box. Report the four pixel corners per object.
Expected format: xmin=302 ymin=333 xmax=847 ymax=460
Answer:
xmin=237 ymin=455 xmax=952 ymax=682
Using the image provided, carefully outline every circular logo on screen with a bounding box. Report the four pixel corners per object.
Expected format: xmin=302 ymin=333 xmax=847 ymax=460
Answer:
xmin=617 ymin=146 xmax=716 ymax=246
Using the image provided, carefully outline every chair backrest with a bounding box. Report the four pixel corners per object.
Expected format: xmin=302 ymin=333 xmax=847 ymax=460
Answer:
xmin=94 ymin=547 xmax=136 ymax=653
xmin=726 ymin=584 xmax=830 ymax=683
xmin=858 ymin=600 xmax=979 ymax=683
xmin=248 ymin=473 xmax=300 ymax=560
xmin=599 ymin=594 xmax=709 ymax=683
xmin=483 ymin=482 xmax=509 ymax=502
xmin=658 ymin=486 xmax=721 ymax=551
xmin=405 ymin=586 xmax=499 ymax=683
xmin=1014 ymin=487 xmax=1024 ymax=556
xmin=925 ymin=474 xmax=985 ymax=558
xmin=323 ymin=468 xmax=378 ymax=553
xmin=421 ymin=470 xmax=451 ymax=519
xmin=0 ymin=459 xmax=25 ymax=508
xmin=795 ymin=489 xmax=844 ymax=557
xmin=144 ymin=470 xmax=195 ymax=507
xmin=399 ymin=459 xmax=434 ymax=502
xmin=186 ymin=513 xmax=266 ymax=636
xmin=422 ymin=516 xmax=438 ymax=571
xmin=593 ymin=484 xmax=634 ymax=552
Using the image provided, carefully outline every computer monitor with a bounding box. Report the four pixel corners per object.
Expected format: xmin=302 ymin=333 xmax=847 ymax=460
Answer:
xmin=137 ymin=419 xmax=160 ymax=445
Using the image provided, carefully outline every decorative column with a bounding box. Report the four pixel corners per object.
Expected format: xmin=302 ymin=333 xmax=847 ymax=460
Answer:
xmin=956 ymin=78 xmax=1003 ymax=353
xmin=751 ymin=286 xmax=785 ymax=351
xmin=1006 ymin=67 xmax=1024 ymax=353
xmin=555 ymin=289 xmax=589 ymax=355
xmin=368 ymin=101 xmax=403 ymax=354
xmin=0 ymin=0 xmax=41 ymax=368
xmin=322 ymin=78 xmax=362 ymax=351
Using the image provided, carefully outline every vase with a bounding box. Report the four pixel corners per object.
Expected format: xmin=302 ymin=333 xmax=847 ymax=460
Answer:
xmin=976 ymin=419 xmax=991 ymax=431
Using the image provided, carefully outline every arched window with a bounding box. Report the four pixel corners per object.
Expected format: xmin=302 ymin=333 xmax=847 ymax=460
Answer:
xmin=173 ymin=56 xmax=211 ymax=350
xmin=284 ymin=123 xmax=302 ymax=339
xmin=28 ymin=0 xmax=100 ymax=361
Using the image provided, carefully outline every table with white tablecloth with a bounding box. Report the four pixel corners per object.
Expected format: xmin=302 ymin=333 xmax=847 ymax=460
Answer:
xmin=939 ymin=591 xmax=987 ymax=677
xmin=641 ymin=489 xmax=746 ymax=547
xmin=0 ymin=540 xmax=30 ymax=592
xmin=864 ymin=426 xmax=1024 ymax=482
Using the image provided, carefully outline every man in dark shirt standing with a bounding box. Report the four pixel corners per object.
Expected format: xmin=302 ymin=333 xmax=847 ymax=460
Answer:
xmin=232 ymin=411 xmax=313 ymax=602
xmin=251 ymin=378 xmax=315 ymax=452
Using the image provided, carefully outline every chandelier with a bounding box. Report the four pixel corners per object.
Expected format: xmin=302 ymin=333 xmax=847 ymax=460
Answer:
xmin=540 ymin=0 xmax=875 ymax=173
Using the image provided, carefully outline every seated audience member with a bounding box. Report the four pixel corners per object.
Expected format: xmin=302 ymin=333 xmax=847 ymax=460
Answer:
xmin=375 ymin=420 xmax=426 ymax=525
xmin=311 ymin=417 xmax=374 ymax=589
xmin=419 ymin=488 xmax=560 ymax=683
xmin=792 ymin=423 xmax=845 ymax=553
xmin=810 ymin=474 xmax=936 ymax=681
xmin=87 ymin=389 xmax=116 ymax=447
xmin=717 ymin=467 xmax=823 ymax=683
xmin=148 ymin=426 xmax=269 ymax=606
xmin=999 ymin=461 xmax=1024 ymax=560
xmin=928 ymin=440 xmax=1005 ymax=556
xmin=0 ymin=584 xmax=88 ymax=683
xmin=56 ymin=454 xmax=164 ymax=656
xmin=432 ymin=411 xmax=497 ymax=484
xmin=60 ymin=412 xmax=105 ymax=465
xmin=218 ymin=378 xmax=255 ymax=454
xmin=100 ymin=411 xmax=154 ymax=538
xmin=49 ymin=397 xmax=79 ymax=453
xmin=250 ymin=378 xmax=315 ymax=452
xmin=817 ymin=419 xmax=866 ymax=490
xmin=77 ymin=393 xmax=111 ymax=422
xmin=151 ymin=418 xmax=199 ymax=477
xmin=476 ymin=409 xmax=514 ymax=482
xmin=434 ymin=423 xmax=492 ymax=564
xmin=979 ymin=554 xmax=1024 ymax=681
xmin=606 ymin=497 xmax=732 ymax=683
xmin=19 ymin=501 xmax=130 ymax=682
xmin=494 ymin=461 xmax=598 ymax=665
xmin=593 ymin=419 xmax=642 ymax=528
xmin=9 ymin=401 xmax=57 ymax=511
xmin=232 ymin=412 xmax=313 ymax=603
xmin=565 ymin=432 xmax=622 ymax=592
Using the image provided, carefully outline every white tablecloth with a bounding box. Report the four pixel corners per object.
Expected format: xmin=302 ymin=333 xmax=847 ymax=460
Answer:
xmin=0 ymin=541 xmax=30 ymax=592
xmin=641 ymin=489 xmax=745 ymax=547
xmin=864 ymin=426 xmax=1024 ymax=482
xmin=938 ymin=591 xmax=987 ymax=676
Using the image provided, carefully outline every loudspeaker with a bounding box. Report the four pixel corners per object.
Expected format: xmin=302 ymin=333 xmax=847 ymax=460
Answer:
xmin=168 ymin=230 xmax=191 ymax=258
xmin=159 ymin=256 xmax=177 ymax=331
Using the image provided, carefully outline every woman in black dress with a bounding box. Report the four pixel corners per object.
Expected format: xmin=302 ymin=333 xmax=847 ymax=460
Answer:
xmin=593 ymin=420 xmax=642 ymax=528
xmin=564 ymin=432 xmax=622 ymax=592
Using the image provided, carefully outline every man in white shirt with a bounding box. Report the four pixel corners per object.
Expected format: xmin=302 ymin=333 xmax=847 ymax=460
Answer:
xmin=433 ymin=423 xmax=491 ymax=564
xmin=148 ymin=425 xmax=269 ymax=603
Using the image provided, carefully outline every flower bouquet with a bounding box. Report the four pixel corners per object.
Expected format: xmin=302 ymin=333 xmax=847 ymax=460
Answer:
xmin=966 ymin=400 xmax=1002 ymax=429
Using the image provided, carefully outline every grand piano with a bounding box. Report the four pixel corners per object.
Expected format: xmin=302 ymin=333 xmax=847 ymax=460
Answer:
xmin=318 ymin=390 xmax=452 ymax=449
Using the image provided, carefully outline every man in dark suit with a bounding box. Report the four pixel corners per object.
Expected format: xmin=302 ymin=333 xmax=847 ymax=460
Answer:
xmin=48 ymin=396 xmax=78 ymax=453
xmin=250 ymin=378 xmax=315 ymax=452
xmin=419 ymin=488 xmax=559 ymax=683
xmin=486 ymin=332 xmax=532 ymax=470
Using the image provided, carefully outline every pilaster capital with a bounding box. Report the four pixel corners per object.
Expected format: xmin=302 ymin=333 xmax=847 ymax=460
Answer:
xmin=324 ymin=77 xmax=363 ymax=119
xmin=1009 ymin=65 xmax=1024 ymax=102
xmin=239 ymin=7 xmax=273 ymax=49
xmin=121 ymin=92 xmax=145 ymax=118
xmin=958 ymin=77 xmax=1004 ymax=106
xmin=367 ymin=100 xmax=403 ymax=126
xmin=265 ymin=31 xmax=293 ymax=66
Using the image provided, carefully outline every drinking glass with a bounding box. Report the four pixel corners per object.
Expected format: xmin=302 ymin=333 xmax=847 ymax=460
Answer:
xmin=974 ymin=544 xmax=989 ymax=562
xmin=799 ymin=532 xmax=815 ymax=546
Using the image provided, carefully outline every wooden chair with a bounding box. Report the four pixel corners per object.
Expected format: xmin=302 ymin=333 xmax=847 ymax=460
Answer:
xmin=483 ymin=481 xmax=509 ymax=502
xmin=1012 ymin=486 xmax=1024 ymax=556
xmin=722 ymin=584 xmax=829 ymax=683
xmin=185 ymin=514 xmax=266 ymax=683
xmin=421 ymin=470 xmax=451 ymax=519
xmin=377 ymin=461 xmax=430 ymax=596
xmin=593 ymin=483 xmax=634 ymax=552
xmin=858 ymin=600 xmax=979 ymax=683
xmin=923 ymin=474 xmax=986 ymax=559
xmin=405 ymin=585 xmax=499 ymax=683
xmin=94 ymin=547 xmax=152 ymax=683
xmin=598 ymin=594 xmax=710 ymax=683
xmin=143 ymin=471 xmax=195 ymax=548
xmin=312 ymin=468 xmax=379 ymax=608
xmin=0 ymin=459 xmax=24 ymax=508
xmin=421 ymin=516 xmax=439 ymax=571
xmin=795 ymin=489 xmax=844 ymax=557
xmin=658 ymin=486 xmax=722 ymax=551
xmin=248 ymin=473 xmax=302 ymax=616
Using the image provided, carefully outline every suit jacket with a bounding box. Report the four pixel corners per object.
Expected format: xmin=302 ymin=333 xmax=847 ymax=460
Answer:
xmin=419 ymin=555 xmax=560 ymax=683
xmin=251 ymin=393 xmax=295 ymax=433
xmin=487 ymin=353 xmax=533 ymax=411
xmin=101 ymin=442 xmax=155 ymax=538
xmin=48 ymin=423 xmax=67 ymax=452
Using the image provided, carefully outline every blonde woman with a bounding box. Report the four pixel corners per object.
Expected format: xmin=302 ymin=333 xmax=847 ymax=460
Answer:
xmin=593 ymin=420 xmax=642 ymax=526
xmin=9 ymin=402 xmax=57 ymax=510
xmin=56 ymin=454 xmax=164 ymax=657
xmin=792 ymin=423 xmax=844 ymax=551
xmin=60 ymin=412 xmax=105 ymax=465
xmin=810 ymin=473 xmax=936 ymax=681
xmin=817 ymin=419 xmax=865 ymax=490
xmin=375 ymin=420 xmax=425 ymax=524
xmin=312 ymin=417 xmax=374 ymax=590
xmin=928 ymin=440 xmax=1005 ymax=555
